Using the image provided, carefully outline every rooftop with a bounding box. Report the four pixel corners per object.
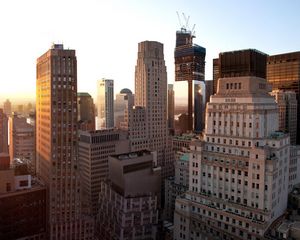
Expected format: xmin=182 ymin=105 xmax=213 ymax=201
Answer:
xmin=269 ymin=131 xmax=286 ymax=139
xmin=77 ymin=92 xmax=91 ymax=97
xmin=112 ymin=150 xmax=152 ymax=161
xmin=120 ymin=88 xmax=132 ymax=94
xmin=179 ymin=154 xmax=189 ymax=162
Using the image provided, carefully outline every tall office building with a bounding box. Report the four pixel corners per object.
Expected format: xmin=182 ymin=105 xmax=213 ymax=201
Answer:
xmin=78 ymin=129 xmax=130 ymax=216
xmin=97 ymin=78 xmax=114 ymax=129
xmin=213 ymin=49 xmax=267 ymax=95
xmin=270 ymin=90 xmax=297 ymax=145
xmin=174 ymin=27 xmax=206 ymax=133
xmin=0 ymin=109 xmax=8 ymax=154
xmin=9 ymin=113 xmax=35 ymax=172
xmin=3 ymin=99 xmax=12 ymax=116
xmin=205 ymin=80 xmax=214 ymax=104
xmin=36 ymin=44 xmax=93 ymax=239
xmin=212 ymin=58 xmax=220 ymax=94
xmin=168 ymin=84 xmax=175 ymax=130
xmin=267 ymin=52 xmax=300 ymax=144
xmin=78 ymin=92 xmax=95 ymax=131
xmin=114 ymin=88 xmax=134 ymax=128
xmin=124 ymin=41 xmax=173 ymax=180
xmin=174 ymin=50 xmax=290 ymax=240
xmin=97 ymin=150 xmax=161 ymax=240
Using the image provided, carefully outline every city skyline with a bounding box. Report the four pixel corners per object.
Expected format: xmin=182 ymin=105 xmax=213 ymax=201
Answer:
xmin=1 ymin=0 xmax=300 ymax=103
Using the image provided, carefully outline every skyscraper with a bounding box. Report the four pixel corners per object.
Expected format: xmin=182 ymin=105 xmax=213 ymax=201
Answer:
xmin=0 ymin=109 xmax=8 ymax=154
xmin=78 ymin=92 xmax=95 ymax=131
xmin=97 ymin=78 xmax=114 ymax=129
xmin=36 ymin=43 xmax=93 ymax=239
xmin=114 ymin=88 xmax=134 ymax=128
xmin=174 ymin=50 xmax=290 ymax=240
xmin=9 ymin=113 xmax=35 ymax=172
xmin=78 ymin=129 xmax=130 ymax=216
xmin=168 ymin=84 xmax=175 ymax=131
xmin=3 ymin=99 xmax=12 ymax=117
xmin=267 ymin=52 xmax=300 ymax=144
xmin=213 ymin=49 xmax=267 ymax=95
xmin=174 ymin=27 xmax=206 ymax=133
xmin=270 ymin=90 xmax=297 ymax=145
xmin=124 ymin=41 xmax=173 ymax=180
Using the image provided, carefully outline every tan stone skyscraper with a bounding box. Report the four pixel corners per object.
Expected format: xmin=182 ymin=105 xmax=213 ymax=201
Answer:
xmin=36 ymin=44 xmax=93 ymax=239
xmin=124 ymin=41 xmax=173 ymax=179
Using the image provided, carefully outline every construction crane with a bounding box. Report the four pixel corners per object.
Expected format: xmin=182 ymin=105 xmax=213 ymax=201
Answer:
xmin=176 ymin=11 xmax=196 ymax=36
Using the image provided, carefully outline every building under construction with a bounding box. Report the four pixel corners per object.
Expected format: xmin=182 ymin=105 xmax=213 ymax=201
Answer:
xmin=174 ymin=27 xmax=206 ymax=133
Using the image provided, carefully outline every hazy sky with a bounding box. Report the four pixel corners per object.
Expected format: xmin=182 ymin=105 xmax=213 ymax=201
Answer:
xmin=0 ymin=0 xmax=299 ymax=103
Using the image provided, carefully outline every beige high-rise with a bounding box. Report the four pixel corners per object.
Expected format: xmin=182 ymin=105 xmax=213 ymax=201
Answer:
xmin=124 ymin=41 xmax=173 ymax=179
xmin=36 ymin=44 xmax=93 ymax=239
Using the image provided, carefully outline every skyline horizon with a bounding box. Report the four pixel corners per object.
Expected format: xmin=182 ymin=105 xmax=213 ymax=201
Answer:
xmin=1 ymin=0 xmax=300 ymax=104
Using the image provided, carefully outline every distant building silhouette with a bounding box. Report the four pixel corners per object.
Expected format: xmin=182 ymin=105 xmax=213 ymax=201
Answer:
xmin=97 ymin=78 xmax=114 ymax=129
xmin=0 ymin=109 xmax=8 ymax=154
xmin=78 ymin=92 xmax=95 ymax=131
xmin=9 ymin=113 xmax=35 ymax=173
xmin=3 ymin=99 xmax=11 ymax=117
xmin=270 ymin=90 xmax=297 ymax=145
xmin=114 ymin=88 xmax=134 ymax=128
xmin=167 ymin=84 xmax=175 ymax=131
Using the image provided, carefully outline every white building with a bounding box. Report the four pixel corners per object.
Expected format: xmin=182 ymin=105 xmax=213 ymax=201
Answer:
xmin=97 ymin=78 xmax=114 ymax=129
xmin=174 ymin=75 xmax=290 ymax=240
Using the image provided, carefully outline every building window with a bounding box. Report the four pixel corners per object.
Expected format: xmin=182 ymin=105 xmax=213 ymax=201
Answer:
xmin=6 ymin=183 xmax=11 ymax=192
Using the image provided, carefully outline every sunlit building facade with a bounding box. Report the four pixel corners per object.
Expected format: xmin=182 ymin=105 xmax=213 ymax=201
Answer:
xmin=267 ymin=52 xmax=300 ymax=144
xmin=36 ymin=44 xmax=93 ymax=239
